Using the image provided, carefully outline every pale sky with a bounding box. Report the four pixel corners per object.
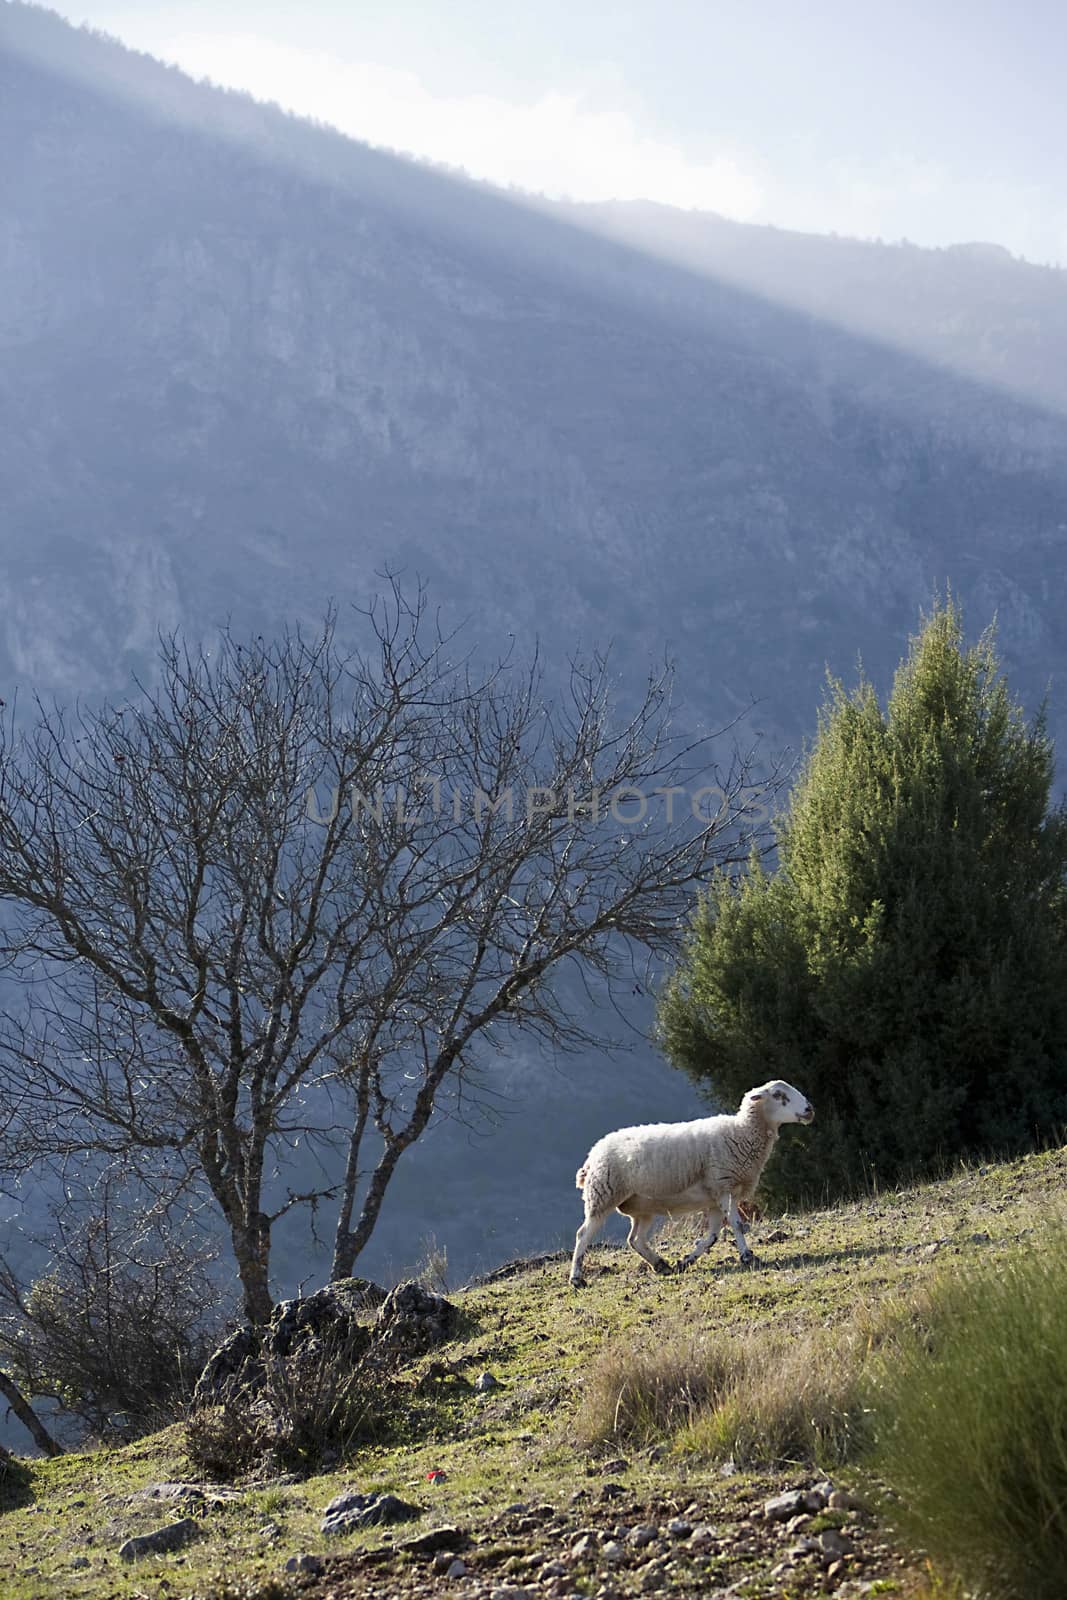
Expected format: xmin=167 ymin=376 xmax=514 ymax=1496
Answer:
xmin=43 ymin=0 xmax=1067 ymax=264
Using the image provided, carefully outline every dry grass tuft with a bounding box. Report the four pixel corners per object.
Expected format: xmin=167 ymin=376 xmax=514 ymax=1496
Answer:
xmin=578 ymin=1291 xmax=927 ymax=1469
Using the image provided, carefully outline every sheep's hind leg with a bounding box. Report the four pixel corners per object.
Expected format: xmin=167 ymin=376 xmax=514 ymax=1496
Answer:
xmin=678 ymin=1206 xmax=723 ymax=1271
xmin=570 ymin=1210 xmax=609 ymax=1287
xmin=726 ymin=1197 xmax=755 ymax=1266
xmin=626 ymin=1214 xmax=673 ymax=1275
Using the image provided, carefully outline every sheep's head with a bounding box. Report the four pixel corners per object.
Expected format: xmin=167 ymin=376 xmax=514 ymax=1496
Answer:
xmin=743 ymin=1080 xmax=814 ymax=1128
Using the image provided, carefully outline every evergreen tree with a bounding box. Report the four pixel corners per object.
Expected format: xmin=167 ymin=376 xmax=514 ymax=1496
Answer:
xmin=660 ymin=602 xmax=1067 ymax=1201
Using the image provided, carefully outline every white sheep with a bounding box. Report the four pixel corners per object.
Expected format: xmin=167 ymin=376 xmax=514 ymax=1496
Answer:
xmin=569 ymin=1079 xmax=814 ymax=1286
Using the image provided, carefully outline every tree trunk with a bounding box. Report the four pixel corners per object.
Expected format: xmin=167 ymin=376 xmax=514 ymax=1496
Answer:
xmin=0 ymin=1371 xmax=63 ymax=1457
xmin=330 ymin=1083 xmax=370 ymax=1281
xmin=331 ymin=1149 xmax=399 ymax=1280
xmin=231 ymin=1214 xmax=274 ymax=1326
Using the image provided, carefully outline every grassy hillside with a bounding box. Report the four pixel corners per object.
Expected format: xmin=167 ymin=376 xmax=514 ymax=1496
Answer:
xmin=3 ymin=1145 xmax=1066 ymax=1600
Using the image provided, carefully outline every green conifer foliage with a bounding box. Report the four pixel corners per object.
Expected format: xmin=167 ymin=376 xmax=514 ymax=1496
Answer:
xmin=660 ymin=602 xmax=1067 ymax=1201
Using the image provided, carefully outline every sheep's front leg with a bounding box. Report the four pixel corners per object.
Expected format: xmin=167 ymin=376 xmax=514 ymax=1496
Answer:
xmin=726 ymin=1196 xmax=755 ymax=1266
xmin=626 ymin=1215 xmax=673 ymax=1275
xmin=678 ymin=1206 xmax=724 ymax=1270
xmin=571 ymin=1210 xmax=609 ymax=1287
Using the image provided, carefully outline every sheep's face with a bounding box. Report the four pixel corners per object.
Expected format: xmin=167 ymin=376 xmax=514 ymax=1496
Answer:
xmin=745 ymin=1080 xmax=814 ymax=1127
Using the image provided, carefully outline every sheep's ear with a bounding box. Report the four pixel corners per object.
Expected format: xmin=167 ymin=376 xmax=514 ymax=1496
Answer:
xmin=747 ymin=1090 xmax=764 ymax=1101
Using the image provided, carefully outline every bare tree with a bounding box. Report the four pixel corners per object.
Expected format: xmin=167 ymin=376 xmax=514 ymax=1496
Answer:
xmin=0 ymin=586 xmax=772 ymax=1324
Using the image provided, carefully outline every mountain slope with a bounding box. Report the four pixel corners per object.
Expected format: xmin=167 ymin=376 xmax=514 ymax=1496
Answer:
xmin=4 ymin=3 xmax=1067 ymax=728
xmin=4 ymin=1145 xmax=1064 ymax=1597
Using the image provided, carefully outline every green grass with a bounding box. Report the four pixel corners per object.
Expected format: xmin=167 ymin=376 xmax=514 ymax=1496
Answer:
xmin=869 ymin=1220 xmax=1067 ymax=1600
xmin=1 ymin=1144 xmax=1066 ymax=1599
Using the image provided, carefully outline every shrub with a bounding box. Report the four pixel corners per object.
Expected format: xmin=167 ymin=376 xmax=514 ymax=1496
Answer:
xmin=0 ymin=1190 xmax=232 ymax=1441
xmin=185 ymin=1325 xmax=404 ymax=1479
xmin=414 ymin=1233 xmax=450 ymax=1296
xmin=869 ymin=1230 xmax=1067 ymax=1600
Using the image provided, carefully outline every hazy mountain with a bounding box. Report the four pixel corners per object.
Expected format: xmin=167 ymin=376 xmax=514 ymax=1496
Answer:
xmin=563 ymin=200 xmax=1067 ymax=422
xmin=3 ymin=1 xmax=1067 ymax=1293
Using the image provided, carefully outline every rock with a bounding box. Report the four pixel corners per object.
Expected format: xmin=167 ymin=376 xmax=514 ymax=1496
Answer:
xmin=569 ymin=1489 xmax=590 ymax=1505
xmin=539 ymin=1560 xmax=569 ymax=1578
xmin=403 ymin=1525 xmax=471 ymax=1555
xmin=688 ymin=1525 xmax=719 ymax=1550
xmin=446 ymin=1558 xmax=468 ymax=1578
xmin=803 ymin=1488 xmax=828 ymax=1512
xmin=600 ymin=1541 xmax=624 ymax=1563
xmin=601 ymin=1457 xmax=629 ymax=1473
xmin=819 ymin=1529 xmax=850 ymax=1557
xmin=763 ymin=1490 xmax=808 ymax=1522
xmin=628 ymin=1524 xmax=658 ymax=1547
xmin=474 ymin=1371 xmax=501 ymax=1393
xmin=919 ymin=1242 xmax=941 ymax=1259
xmin=119 ymin=1517 xmax=200 ymax=1562
xmin=571 ymin=1534 xmax=598 ymax=1560
xmin=490 ymin=1588 xmax=538 ymax=1600
xmin=324 ymin=1488 xmax=372 ymax=1517
xmin=786 ymin=1514 xmax=811 ymax=1533
xmin=828 ymin=1489 xmax=861 ymax=1512
xmin=790 ymin=1536 xmax=820 ymax=1556
xmin=666 ymin=1520 xmax=692 ymax=1539
xmin=69 ymin=1557 xmax=90 ymax=1570
xmin=259 ymin=1521 xmax=281 ymax=1539
xmin=193 ymin=1278 xmax=387 ymax=1406
xmin=599 ymin=1483 xmax=626 ymax=1501
xmin=321 ymin=1490 xmax=421 ymax=1536
xmin=718 ymin=1457 xmax=738 ymax=1477
xmin=377 ymin=1281 xmax=459 ymax=1355
xmin=827 ymin=1559 xmax=845 ymax=1580
xmin=132 ymin=1480 xmax=238 ymax=1511
xmin=141 ymin=1482 xmax=207 ymax=1502
xmin=763 ymin=1229 xmax=790 ymax=1243
xmin=193 ymin=1324 xmax=259 ymax=1407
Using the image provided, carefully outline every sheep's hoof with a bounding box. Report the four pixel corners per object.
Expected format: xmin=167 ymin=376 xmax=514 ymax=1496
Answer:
xmin=652 ymin=1258 xmax=674 ymax=1276
xmin=570 ymin=1274 xmax=587 ymax=1290
xmin=739 ymin=1250 xmax=756 ymax=1268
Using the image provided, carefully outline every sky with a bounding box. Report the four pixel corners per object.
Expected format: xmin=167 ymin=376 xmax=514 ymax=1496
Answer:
xmin=43 ymin=0 xmax=1067 ymax=265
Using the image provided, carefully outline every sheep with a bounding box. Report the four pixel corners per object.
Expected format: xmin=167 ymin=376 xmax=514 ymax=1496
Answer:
xmin=569 ymin=1079 xmax=814 ymax=1286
